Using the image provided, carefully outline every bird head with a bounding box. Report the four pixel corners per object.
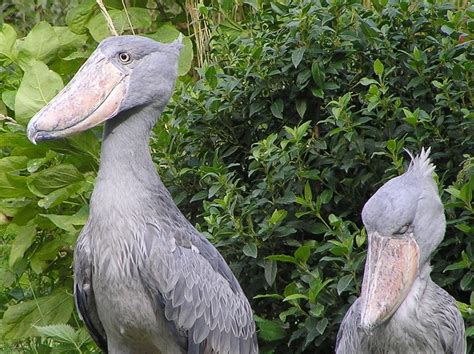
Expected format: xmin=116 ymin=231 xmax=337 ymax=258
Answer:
xmin=27 ymin=35 xmax=183 ymax=143
xmin=358 ymin=148 xmax=445 ymax=333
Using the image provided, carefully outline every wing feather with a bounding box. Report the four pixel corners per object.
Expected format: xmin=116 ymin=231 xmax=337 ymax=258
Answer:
xmin=140 ymin=223 xmax=258 ymax=354
xmin=74 ymin=229 xmax=108 ymax=352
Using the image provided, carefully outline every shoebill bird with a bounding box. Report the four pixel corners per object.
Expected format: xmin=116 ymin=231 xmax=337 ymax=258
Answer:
xmin=336 ymin=149 xmax=465 ymax=353
xmin=27 ymin=35 xmax=258 ymax=354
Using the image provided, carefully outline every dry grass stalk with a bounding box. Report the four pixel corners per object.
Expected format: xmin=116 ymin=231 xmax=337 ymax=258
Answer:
xmin=96 ymin=0 xmax=118 ymax=36
xmin=122 ymin=0 xmax=135 ymax=35
xmin=185 ymin=0 xmax=211 ymax=67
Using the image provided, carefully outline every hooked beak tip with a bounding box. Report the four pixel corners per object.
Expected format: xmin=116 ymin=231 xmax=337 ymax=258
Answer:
xmin=27 ymin=123 xmax=38 ymax=145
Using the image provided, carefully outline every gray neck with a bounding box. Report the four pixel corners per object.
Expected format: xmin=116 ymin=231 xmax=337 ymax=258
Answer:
xmin=91 ymin=105 xmax=167 ymax=214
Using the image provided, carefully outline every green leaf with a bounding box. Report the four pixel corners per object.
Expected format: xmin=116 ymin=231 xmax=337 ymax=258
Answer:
xmin=17 ymin=22 xmax=60 ymax=65
xmin=34 ymin=324 xmax=77 ymax=344
xmin=65 ymin=0 xmax=97 ymax=35
xmin=311 ymin=61 xmax=325 ymax=87
xmin=296 ymin=99 xmax=307 ymax=118
xmin=0 ymin=156 xmax=28 ymax=172
xmin=283 ymin=294 xmax=308 ymax=302
xmin=28 ymin=164 xmax=84 ymax=197
xmin=270 ymin=99 xmax=284 ymax=119
xmin=316 ymin=318 xmax=328 ymax=335
xmin=386 ymin=139 xmax=397 ymax=155
xmin=373 ymin=59 xmax=384 ymax=78
xmin=30 ymin=240 xmax=66 ymax=274
xmin=1 ymin=289 xmax=73 ymax=340
xmin=266 ymin=255 xmax=297 ymax=264
xmin=0 ymin=245 xmax=16 ymax=289
xmin=254 ymin=316 xmax=287 ymax=342
xmin=0 ymin=173 xmax=32 ymax=198
xmin=15 ymin=60 xmax=63 ymax=124
xmin=8 ymin=223 xmax=36 ymax=267
xmin=0 ymin=24 xmax=17 ymax=60
xmin=243 ymin=243 xmax=258 ymax=258
xmin=269 ymin=209 xmax=287 ymax=224
xmin=359 ymin=77 xmax=378 ymax=86
xmin=336 ymin=274 xmax=352 ymax=295
xmin=304 ymin=181 xmax=312 ymax=202
xmin=38 ymin=182 xmax=86 ymax=209
xmin=147 ymin=24 xmax=194 ymax=76
xmin=291 ymin=47 xmax=305 ymax=68
xmin=264 ymin=259 xmax=277 ymax=286
xmin=294 ymin=245 xmax=311 ymax=264
xmin=87 ymin=8 xmax=152 ymax=42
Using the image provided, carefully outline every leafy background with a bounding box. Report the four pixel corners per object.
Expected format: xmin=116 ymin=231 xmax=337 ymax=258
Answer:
xmin=0 ymin=0 xmax=473 ymax=353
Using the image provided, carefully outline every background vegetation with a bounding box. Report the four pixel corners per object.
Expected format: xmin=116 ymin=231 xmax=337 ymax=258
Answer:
xmin=0 ymin=0 xmax=472 ymax=353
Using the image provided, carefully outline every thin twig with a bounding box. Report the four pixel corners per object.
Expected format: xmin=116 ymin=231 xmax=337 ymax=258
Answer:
xmin=122 ymin=0 xmax=135 ymax=35
xmin=96 ymin=0 xmax=118 ymax=36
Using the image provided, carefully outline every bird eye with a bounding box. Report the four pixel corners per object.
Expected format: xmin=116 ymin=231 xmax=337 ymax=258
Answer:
xmin=394 ymin=223 xmax=410 ymax=235
xmin=118 ymin=52 xmax=131 ymax=63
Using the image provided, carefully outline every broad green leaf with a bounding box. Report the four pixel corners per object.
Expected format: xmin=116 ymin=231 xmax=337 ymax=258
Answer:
xmin=283 ymin=294 xmax=308 ymax=302
xmin=264 ymin=259 xmax=277 ymax=286
xmin=38 ymin=181 xmax=87 ymax=209
xmin=1 ymin=289 xmax=73 ymax=340
xmin=270 ymin=99 xmax=284 ymax=119
xmin=266 ymin=254 xmax=297 ymax=264
xmin=65 ymin=0 xmax=97 ymax=34
xmin=254 ymin=316 xmax=287 ymax=342
xmin=0 ymin=156 xmax=28 ymax=172
xmin=52 ymin=26 xmax=88 ymax=51
xmin=0 ymin=173 xmax=32 ymax=198
xmin=17 ymin=22 xmax=60 ymax=66
xmin=243 ymin=242 xmax=258 ymax=258
xmin=15 ymin=60 xmax=63 ymax=124
xmin=269 ymin=209 xmax=287 ymax=224
xmin=373 ymin=59 xmax=384 ymax=78
xmin=30 ymin=240 xmax=66 ymax=274
xmin=8 ymin=223 xmax=36 ymax=267
xmin=316 ymin=318 xmax=328 ymax=335
xmin=148 ymin=24 xmax=194 ymax=76
xmin=336 ymin=274 xmax=352 ymax=295
xmin=294 ymin=245 xmax=311 ymax=264
xmin=359 ymin=77 xmax=378 ymax=86
xmin=296 ymin=99 xmax=307 ymax=118
xmin=0 ymin=24 xmax=17 ymax=60
xmin=291 ymin=47 xmax=305 ymax=68
xmin=39 ymin=208 xmax=88 ymax=233
xmin=35 ymin=324 xmax=77 ymax=344
xmin=0 ymin=245 xmax=15 ymax=289
xmin=1 ymin=90 xmax=16 ymax=111
xmin=87 ymin=8 xmax=152 ymax=42
xmin=28 ymin=164 xmax=84 ymax=197
xmin=311 ymin=61 xmax=325 ymax=87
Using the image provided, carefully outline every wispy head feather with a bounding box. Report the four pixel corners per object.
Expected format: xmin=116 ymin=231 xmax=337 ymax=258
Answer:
xmin=405 ymin=147 xmax=435 ymax=178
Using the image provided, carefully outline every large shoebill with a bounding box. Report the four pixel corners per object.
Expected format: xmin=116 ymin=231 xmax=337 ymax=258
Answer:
xmin=27 ymin=35 xmax=258 ymax=354
xmin=336 ymin=149 xmax=465 ymax=353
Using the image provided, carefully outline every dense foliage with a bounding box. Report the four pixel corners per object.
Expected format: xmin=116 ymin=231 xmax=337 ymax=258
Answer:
xmin=0 ymin=0 xmax=472 ymax=353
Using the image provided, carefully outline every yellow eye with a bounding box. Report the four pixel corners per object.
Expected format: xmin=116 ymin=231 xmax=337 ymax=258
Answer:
xmin=118 ymin=52 xmax=131 ymax=63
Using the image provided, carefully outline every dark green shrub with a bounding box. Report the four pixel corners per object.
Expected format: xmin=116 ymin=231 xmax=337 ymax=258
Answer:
xmin=154 ymin=1 xmax=473 ymax=352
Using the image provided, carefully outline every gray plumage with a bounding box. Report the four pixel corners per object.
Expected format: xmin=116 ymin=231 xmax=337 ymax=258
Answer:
xmin=336 ymin=149 xmax=465 ymax=354
xmin=27 ymin=35 xmax=258 ymax=354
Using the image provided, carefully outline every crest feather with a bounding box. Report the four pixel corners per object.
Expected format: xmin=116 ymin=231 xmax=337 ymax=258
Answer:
xmin=405 ymin=147 xmax=435 ymax=177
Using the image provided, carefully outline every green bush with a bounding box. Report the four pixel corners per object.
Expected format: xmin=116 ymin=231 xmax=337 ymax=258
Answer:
xmin=0 ymin=0 xmax=472 ymax=353
xmin=155 ymin=1 xmax=473 ymax=352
